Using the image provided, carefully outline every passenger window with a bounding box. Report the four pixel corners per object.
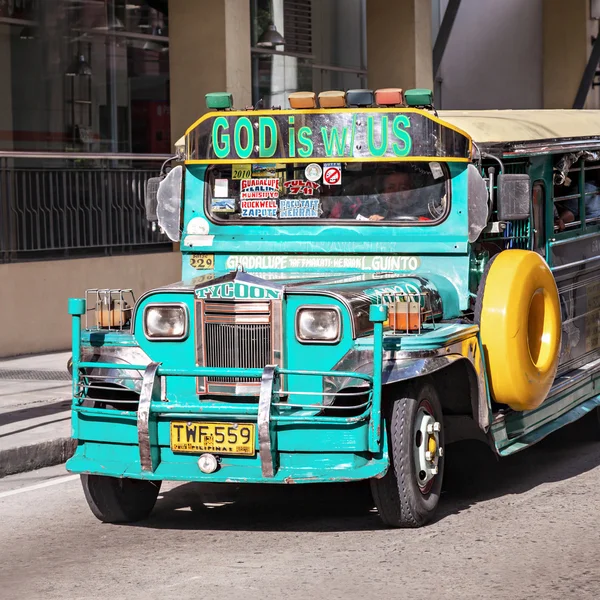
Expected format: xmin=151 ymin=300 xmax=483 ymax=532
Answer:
xmin=553 ymin=161 xmax=581 ymax=233
xmin=532 ymin=182 xmax=545 ymax=253
xmin=584 ymin=164 xmax=600 ymax=226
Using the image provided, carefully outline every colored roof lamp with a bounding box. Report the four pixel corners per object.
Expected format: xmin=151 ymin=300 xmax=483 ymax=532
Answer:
xmin=346 ymin=89 xmax=374 ymax=107
xmin=404 ymin=88 xmax=434 ymax=108
xmin=318 ymin=90 xmax=346 ymax=108
xmin=289 ymin=92 xmax=317 ymax=109
xmin=375 ymin=88 xmax=404 ymax=106
xmin=205 ymin=92 xmax=233 ymax=110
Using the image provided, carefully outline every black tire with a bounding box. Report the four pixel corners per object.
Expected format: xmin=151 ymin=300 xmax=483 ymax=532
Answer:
xmin=371 ymin=380 xmax=445 ymax=528
xmin=474 ymin=252 xmax=499 ymax=324
xmin=81 ymin=474 xmax=161 ymax=523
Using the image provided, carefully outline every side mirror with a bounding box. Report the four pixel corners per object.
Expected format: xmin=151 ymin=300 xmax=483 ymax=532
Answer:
xmin=145 ymin=176 xmax=163 ymax=222
xmin=467 ymin=164 xmax=489 ymax=242
xmin=497 ymin=174 xmax=531 ymax=221
xmin=156 ymin=165 xmax=183 ymax=242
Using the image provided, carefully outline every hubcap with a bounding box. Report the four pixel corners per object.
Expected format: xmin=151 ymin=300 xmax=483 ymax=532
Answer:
xmin=413 ymin=403 xmax=442 ymax=494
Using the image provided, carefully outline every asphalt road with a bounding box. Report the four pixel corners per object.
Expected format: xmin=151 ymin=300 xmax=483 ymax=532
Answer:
xmin=1 ymin=414 xmax=600 ymax=600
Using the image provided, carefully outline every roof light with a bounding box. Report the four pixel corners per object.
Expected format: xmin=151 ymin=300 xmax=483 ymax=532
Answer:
xmin=404 ymin=89 xmax=434 ymax=108
xmin=346 ymin=89 xmax=374 ymax=107
xmin=318 ymin=90 xmax=346 ymax=108
xmin=289 ymin=92 xmax=317 ymax=109
xmin=375 ymin=88 xmax=404 ymax=107
xmin=205 ymin=92 xmax=233 ymax=110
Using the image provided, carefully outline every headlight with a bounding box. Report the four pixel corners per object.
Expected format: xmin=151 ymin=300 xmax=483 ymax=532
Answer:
xmin=143 ymin=304 xmax=188 ymax=340
xmin=296 ymin=306 xmax=341 ymax=343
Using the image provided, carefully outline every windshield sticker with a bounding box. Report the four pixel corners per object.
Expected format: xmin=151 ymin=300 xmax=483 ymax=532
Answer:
xmin=241 ymin=199 xmax=278 ymax=218
xmin=240 ymin=178 xmax=279 ymax=199
xmin=279 ymin=199 xmax=320 ymax=219
xmin=429 ymin=162 xmax=444 ymax=179
xmin=305 ymin=163 xmax=322 ymax=181
xmin=323 ymin=163 xmax=342 ymax=185
xmin=211 ymin=198 xmax=235 ymax=212
xmin=232 ymin=165 xmax=251 ymax=179
xmin=252 ymin=163 xmax=277 ymax=177
xmin=225 ymin=254 xmax=421 ymax=271
xmin=283 ymin=180 xmax=320 ymax=196
xmin=213 ymin=178 xmax=229 ymax=198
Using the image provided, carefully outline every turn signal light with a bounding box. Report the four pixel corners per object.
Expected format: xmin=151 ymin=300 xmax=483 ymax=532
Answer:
xmin=289 ymin=92 xmax=317 ymax=109
xmin=318 ymin=90 xmax=346 ymax=108
xmin=375 ymin=88 xmax=404 ymax=106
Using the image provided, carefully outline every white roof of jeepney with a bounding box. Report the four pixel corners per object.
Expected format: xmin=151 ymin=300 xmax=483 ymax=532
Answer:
xmin=437 ymin=109 xmax=600 ymax=144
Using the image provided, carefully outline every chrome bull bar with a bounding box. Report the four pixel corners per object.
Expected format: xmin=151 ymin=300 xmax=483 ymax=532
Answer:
xmin=74 ymin=361 xmax=375 ymax=477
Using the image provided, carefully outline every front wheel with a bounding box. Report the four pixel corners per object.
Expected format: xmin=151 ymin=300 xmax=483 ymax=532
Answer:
xmin=81 ymin=474 xmax=162 ymax=523
xmin=371 ymin=380 xmax=444 ymax=527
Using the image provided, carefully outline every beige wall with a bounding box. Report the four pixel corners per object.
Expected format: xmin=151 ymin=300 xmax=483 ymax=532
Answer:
xmin=168 ymin=0 xmax=252 ymax=144
xmin=543 ymin=0 xmax=591 ymax=108
xmin=367 ymin=0 xmax=433 ymax=92
xmin=0 ymin=252 xmax=180 ymax=358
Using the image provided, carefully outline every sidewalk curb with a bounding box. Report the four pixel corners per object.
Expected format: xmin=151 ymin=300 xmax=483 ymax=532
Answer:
xmin=0 ymin=437 xmax=76 ymax=478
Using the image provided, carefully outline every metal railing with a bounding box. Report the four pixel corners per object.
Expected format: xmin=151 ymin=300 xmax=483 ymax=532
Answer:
xmin=0 ymin=151 xmax=173 ymax=263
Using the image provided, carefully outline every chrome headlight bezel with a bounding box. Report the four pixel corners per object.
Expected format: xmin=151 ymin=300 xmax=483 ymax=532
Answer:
xmin=295 ymin=305 xmax=342 ymax=344
xmin=143 ymin=303 xmax=189 ymax=341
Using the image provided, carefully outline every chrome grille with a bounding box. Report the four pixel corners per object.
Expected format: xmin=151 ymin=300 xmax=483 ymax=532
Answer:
xmin=197 ymin=300 xmax=276 ymax=393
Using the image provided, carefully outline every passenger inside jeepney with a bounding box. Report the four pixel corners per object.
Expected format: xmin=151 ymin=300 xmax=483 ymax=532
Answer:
xmin=323 ymin=166 xmax=445 ymax=222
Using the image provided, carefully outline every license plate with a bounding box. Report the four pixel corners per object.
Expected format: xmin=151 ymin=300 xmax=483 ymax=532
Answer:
xmin=170 ymin=422 xmax=255 ymax=456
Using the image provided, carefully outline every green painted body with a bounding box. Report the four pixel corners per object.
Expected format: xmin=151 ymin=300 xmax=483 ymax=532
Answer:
xmin=66 ymin=109 xmax=600 ymax=485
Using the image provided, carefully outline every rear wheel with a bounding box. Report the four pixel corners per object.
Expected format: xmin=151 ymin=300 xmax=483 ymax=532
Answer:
xmin=81 ymin=474 xmax=161 ymax=523
xmin=371 ymin=380 xmax=444 ymax=527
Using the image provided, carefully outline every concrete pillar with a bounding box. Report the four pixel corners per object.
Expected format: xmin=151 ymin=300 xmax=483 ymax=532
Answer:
xmin=168 ymin=0 xmax=252 ymax=144
xmin=366 ymin=0 xmax=433 ymax=92
xmin=543 ymin=0 xmax=598 ymax=108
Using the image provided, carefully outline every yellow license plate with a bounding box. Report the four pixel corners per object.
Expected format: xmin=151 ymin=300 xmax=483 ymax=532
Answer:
xmin=170 ymin=422 xmax=255 ymax=456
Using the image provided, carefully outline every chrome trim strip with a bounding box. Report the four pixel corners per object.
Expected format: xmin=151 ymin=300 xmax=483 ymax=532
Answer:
xmin=551 ymin=254 xmax=600 ymax=273
xmin=142 ymin=303 xmax=190 ymax=341
xmin=138 ymin=362 xmax=161 ymax=472
xmin=295 ymin=305 xmax=343 ymax=344
xmin=258 ymin=365 xmax=277 ymax=478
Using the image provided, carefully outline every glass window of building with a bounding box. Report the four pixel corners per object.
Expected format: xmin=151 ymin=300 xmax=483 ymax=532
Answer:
xmin=0 ymin=0 xmax=170 ymax=153
xmin=250 ymin=0 xmax=367 ymax=106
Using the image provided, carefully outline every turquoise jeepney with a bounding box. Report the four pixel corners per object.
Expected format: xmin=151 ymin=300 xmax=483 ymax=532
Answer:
xmin=66 ymin=88 xmax=600 ymax=527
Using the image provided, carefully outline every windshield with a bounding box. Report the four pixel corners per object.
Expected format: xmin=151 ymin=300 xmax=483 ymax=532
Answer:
xmin=205 ymin=161 xmax=449 ymax=225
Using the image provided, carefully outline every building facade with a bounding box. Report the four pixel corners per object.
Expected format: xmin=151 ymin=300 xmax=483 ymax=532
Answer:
xmin=1 ymin=0 xmax=599 ymax=356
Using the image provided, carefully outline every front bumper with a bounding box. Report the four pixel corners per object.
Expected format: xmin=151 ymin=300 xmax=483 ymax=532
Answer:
xmin=67 ymin=360 xmax=389 ymax=483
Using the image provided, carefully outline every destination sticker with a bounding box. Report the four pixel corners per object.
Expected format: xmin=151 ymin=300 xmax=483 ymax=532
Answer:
xmin=323 ymin=163 xmax=342 ymax=185
xmin=283 ymin=180 xmax=320 ymax=196
xmin=213 ymin=178 xmax=229 ymax=198
xmin=240 ymin=178 xmax=279 ymax=199
xmin=232 ymin=165 xmax=251 ymax=179
xmin=241 ymin=199 xmax=278 ymax=218
xmin=280 ymin=199 xmax=320 ymax=219
xmin=211 ymin=198 xmax=235 ymax=212
xmin=225 ymin=254 xmax=421 ymax=271
xmin=305 ymin=163 xmax=322 ymax=182
xmin=252 ymin=163 xmax=277 ymax=177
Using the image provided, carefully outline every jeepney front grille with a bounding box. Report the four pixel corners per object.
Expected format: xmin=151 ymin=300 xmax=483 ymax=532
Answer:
xmin=197 ymin=300 xmax=278 ymax=393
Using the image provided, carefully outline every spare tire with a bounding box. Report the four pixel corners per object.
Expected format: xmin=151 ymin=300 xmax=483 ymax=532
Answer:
xmin=475 ymin=250 xmax=561 ymax=411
